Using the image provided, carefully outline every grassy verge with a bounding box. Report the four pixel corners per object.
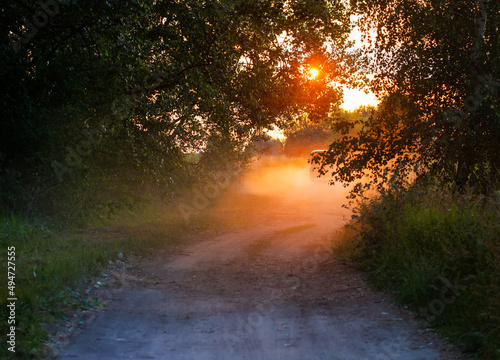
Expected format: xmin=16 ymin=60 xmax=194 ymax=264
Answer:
xmin=0 ymin=217 xmax=122 ymax=358
xmin=334 ymin=184 xmax=500 ymax=359
xmin=0 ymin=160 xmax=244 ymax=358
xmin=0 ymin=194 xmax=210 ymax=358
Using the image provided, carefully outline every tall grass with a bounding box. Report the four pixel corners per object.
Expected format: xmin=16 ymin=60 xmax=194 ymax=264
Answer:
xmin=0 ymin=217 xmax=125 ymax=358
xmin=0 ymin=197 xmax=202 ymax=358
xmin=334 ymin=184 xmax=500 ymax=359
xmin=0 ymin=151 xmax=241 ymax=358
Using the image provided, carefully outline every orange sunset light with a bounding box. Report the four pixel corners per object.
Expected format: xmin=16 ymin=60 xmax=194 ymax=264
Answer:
xmin=308 ymin=68 xmax=319 ymax=79
xmin=340 ymin=86 xmax=379 ymax=111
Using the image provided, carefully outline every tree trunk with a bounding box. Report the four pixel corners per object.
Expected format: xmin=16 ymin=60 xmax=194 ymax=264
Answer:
xmin=456 ymin=0 xmax=490 ymax=191
xmin=472 ymin=0 xmax=489 ymax=65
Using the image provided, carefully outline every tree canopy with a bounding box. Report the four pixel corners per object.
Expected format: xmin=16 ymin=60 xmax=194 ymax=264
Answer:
xmin=325 ymin=0 xmax=500 ymax=193
xmin=1 ymin=0 xmax=362 ymax=215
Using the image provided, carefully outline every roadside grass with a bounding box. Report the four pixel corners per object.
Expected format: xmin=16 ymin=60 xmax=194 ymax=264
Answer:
xmin=0 ymin=218 xmax=125 ymax=358
xmin=333 ymin=184 xmax=500 ymax=359
xmin=0 ymin=196 xmax=207 ymax=359
xmin=0 ymin=158 xmax=244 ymax=358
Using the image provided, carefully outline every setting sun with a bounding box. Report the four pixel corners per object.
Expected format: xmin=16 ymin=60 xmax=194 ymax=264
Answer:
xmin=308 ymin=68 xmax=319 ymax=79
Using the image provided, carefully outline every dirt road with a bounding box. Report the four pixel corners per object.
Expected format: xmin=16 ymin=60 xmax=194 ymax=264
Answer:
xmin=56 ymin=159 xmax=463 ymax=359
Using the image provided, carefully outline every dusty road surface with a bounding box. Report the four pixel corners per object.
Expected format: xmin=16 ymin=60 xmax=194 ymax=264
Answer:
xmin=57 ymin=158 xmax=463 ymax=360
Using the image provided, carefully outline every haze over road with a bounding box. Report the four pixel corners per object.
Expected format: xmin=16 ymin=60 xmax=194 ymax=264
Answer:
xmin=57 ymin=158 xmax=462 ymax=360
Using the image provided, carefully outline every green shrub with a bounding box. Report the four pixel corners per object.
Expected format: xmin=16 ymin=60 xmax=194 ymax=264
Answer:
xmin=334 ymin=184 xmax=500 ymax=359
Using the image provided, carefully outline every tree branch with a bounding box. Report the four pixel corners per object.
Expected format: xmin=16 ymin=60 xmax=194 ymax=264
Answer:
xmin=12 ymin=0 xmax=34 ymax=13
xmin=125 ymin=62 xmax=210 ymax=96
xmin=47 ymin=22 xmax=90 ymax=61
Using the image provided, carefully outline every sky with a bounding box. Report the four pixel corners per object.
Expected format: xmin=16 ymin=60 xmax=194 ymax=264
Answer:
xmin=340 ymin=24 xmax=379 ymax=111
xmin=267 ymin=23 xmax=378 ymax=139
xmin=340 ymin=86 xmax=379 ymax=111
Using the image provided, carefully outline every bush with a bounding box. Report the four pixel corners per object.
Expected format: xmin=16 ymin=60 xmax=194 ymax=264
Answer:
xmin=334 ymin=184 xmax=500 ymax=359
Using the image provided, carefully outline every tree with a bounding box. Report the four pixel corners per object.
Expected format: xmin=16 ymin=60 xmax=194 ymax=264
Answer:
xmin=0 ymin=0 xmax=361 ymax=214
xmin=1 ymin=0 xmax=151 ymax=213
xmin=283 ymin=114 xmax=332 ymax=157
xmin=324 ymin=0 xmax=500 ymax=193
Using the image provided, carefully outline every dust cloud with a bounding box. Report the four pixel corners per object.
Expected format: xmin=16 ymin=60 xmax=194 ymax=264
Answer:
xmin=210 ymin=156 xmax=353 ymax=238
xmin=235 ymin=156 xmax=350 ymax=206
xmin=237 ymin=157 xmax=314 ymax=196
